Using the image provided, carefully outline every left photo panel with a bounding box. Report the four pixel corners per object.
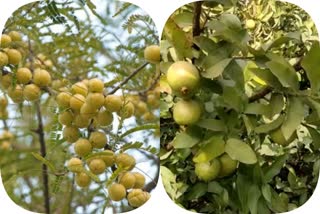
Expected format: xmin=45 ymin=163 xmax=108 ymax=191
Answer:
xmin=0 ymin=1 xmax=160 ymax=213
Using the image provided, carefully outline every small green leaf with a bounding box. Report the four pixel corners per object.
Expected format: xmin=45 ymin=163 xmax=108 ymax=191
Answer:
xmin=196 ymin=119 xmax=226 ymax=132
xmin=261 ymin=184 xmax=272 ymax=203
xmin=31 ymin=152 xmax=56 ymax=172
xmin=186 ymin=182 xmax=208 ymax=200
xmin=225 ymin=138 xmax=257 ymax=164
xmin=119 ymin=124 xmax=159 ymax=139
xmin=201 ymin=58 xmax=232 ymax=79
xmin=249 ymin=68 xmax=282 ymax=88
xmin=263 ymin=154 xmax=288 ymax=183
xmin=248 ymin=185 xmax=261 ymax=214
xmin=172 ymin=128 xmax=201 ymax=149
xmin=245 ymin=103 xmax=270 ymax=117
xmin=266 ymin=32 xmax=301 ymax=50
xmin=306 ymin=126 xmax=320 ymax=150
xmin=266 ymin=60 xmax=298 ymax=89
xmin=193 ymin=136 xmax=225 ymax=163
xmin=269 ymin=93 xmax=285 ymax=117
xmin=208 ymin=181 xmax=224 ymax=194
xmin=254 ymin=114 xmax=285 ymax=133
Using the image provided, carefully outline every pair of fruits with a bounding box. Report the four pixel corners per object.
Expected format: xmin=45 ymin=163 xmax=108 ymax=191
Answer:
xmin=0 ymin=130 xmax=14 ymax=151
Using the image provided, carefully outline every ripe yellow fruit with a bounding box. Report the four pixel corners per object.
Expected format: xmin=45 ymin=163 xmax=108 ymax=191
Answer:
xmin=16 ymin=67 xmax=32 ymax=84
xmin=23 ymin=84 xmax=41 ymax=101
xmin=173 ymin=99 xmax=202 ymax=125
xmin=51 ymin=79 xmax=64 ymax=90
xmin=132 ymin=172 xmax=145 ymax=189
xmin=89 ymin=131 xmax=107 ymax=149
xmin=100 ymin=150 xmax=115 ymax=167
xmin=88 ymin=78 xmax=104 ymax=93
xmin=67 ymin=157 xmax=83 ymax=173
xmin=144 ymin=45 xmax=160 ymax=64
xmin=71 ymin=82 xmax=88 ymax=96
xmin=56 ymin=92 xmax=72 ymax=108
xmin=86 ymin=93 xmax=105 ymax=109
xmin=33 ymin=69 xmax=51 ymax=87
xmin=218 ymin=153 xmax=238 ymax=177
xmin=0 ymin=96 xmax=8 ymax=107
xmin=245 ymin=19 xmax=256 ymax=29
xmin=115 ymin=153 xmax=136 ymax=170
xmin=119 ymin=172 xmax=136 ymax=189
xmin=127 ymin=189 xmax=151 ymax=208
xmin=0 ymin=52 xmax=9 ymax=67
xmin=104 ymin=95 xmax=123 ymax=112
xmin=89 ymin=158 xmax=106 ymax=174
xmin=8 ymin=31 xmax=22 ymax=41
xmin=74 ymin=138 xmax=92 ymax=157
xmin=58 ymin=111 xmax=73 ymax=126
xmin=0 ymin=141 xmax=11 ymax=150
xmin=195 ymin=159 xmax=221 ymax=182
xmin=108 ymin=183 xmax=126 ymax=201
xmin=73 ymin=114 xmax=90 ymax=128
xmin=119 ymin=101 xmax=134 ymax=118
xmin=80 ymin=103 xmax=97 ymax=119
xmin=8 ymin=85 xmax=24 ymax=103
xmin=63 ymin=126 xmax=80 ymax=143
xmin=1 ymin=130 xmax=14 ymax=140
xmin=1 ymin=34 xmax=12 ymax=48
xmin=75 ymin=172 xmax=91 ymax=187
xmin=6 ymin=49 xmax=22 ymax=65
xmin=135 ymin=101 xmax=148 ymax=116
xmin=96 ymin=110 xmax=113 ymax=126
xmin=69 ymin=94 xmax=86 ymax=111
xmin=142 ymin=112 xmax=155 ymax=122
xmin=44 ymin=60 xmax=53 ymax=68
xmin=147 ymin=94 xmax=159 ymax=108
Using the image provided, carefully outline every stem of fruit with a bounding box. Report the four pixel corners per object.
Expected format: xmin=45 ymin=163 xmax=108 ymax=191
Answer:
xmin=35 ymin=102 xmax=51 ymax=214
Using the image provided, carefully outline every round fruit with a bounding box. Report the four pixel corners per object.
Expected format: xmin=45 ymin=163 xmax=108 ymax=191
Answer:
xmin=173 ymin=99 xmax=202 ymax=125
xmin=75 ymin=172 xmax=91 ymax=187
xmin=63 ymin=126 xmax=80 ymax=143
xmin=0 ymin=34 xmax=12 ymax=47
xmin=80 ymin=103 xmax=97 ymax=119
xmin=142 ymin=112 xmax=155 ymax=122
xmin=8 ymin=31 xmax=22 ymax=41
xmin=44 ymin=59 xmax=53 ymax=68
xmin=270 ymin=128 xmax=296 ymax=146
xmin=74 ymin=138 xmax=92 ymax=157
xmin=147 ymin=94 xmax=159 ymax=108
xmin=144 ymin=45 xmax=160 ymax=64
xmin=71 ymin=82 xmax=88 ymax=96
xmin=195 ymin=159 xmax=221 ymax=182
xmin=0 ymin=96 xmax=8 ymax=107
xmin=115 ymin=153 xmax=136 ymax=170
xmin=6 ymin=49 xmax=22 ymax=65
xmin=2 ymin=130 xmax=14 ymax=140
xmin=69 ymin=94 xmax=86 ymax=111
xmin=96 ymin=110 xmax=113 ymax=126
xmin=33 ymin=69 xmax=51 ymax=87
xmin=8 ymin=85 xmax=24 ymax=103
xmin=89 ymin=158 xmax=106 ymax=174
xmin=120 ymin=101 xmax=134 ymax=118
xmin=104 ymin=95 xmax=123 ymax=112
xmin=88 ymin=78 xmax=104 ymax=93
xmin=127 ymin=189 xmax=151 ymax=208
xmin=119 ymin=172 xmax=136 ymax=189
xmin=67 ymin=157 xmax=83 ymax=173
xmin=135 ymin=101 xmax=148 ymax=116
xmin=100 ymin=150 xmax=115 ymax=167
xmin=108 ymin=183 xmax=126 ymax=201
xmin=89 ymin=131 xmax=107 ymax=149
xmin=245 ymin=19 xmax=256 ymax=29
xmin=132 ymin=172 xmax=145 ymax=189
xmin=86 ymin=93 xmax=104 ymax=109
xmin=56 ymin=92 xmax=72 ymax=108
xmin=0 ymin=52 xmax=9 ymax=67
xmin=58 ymin=111 xmax=73 ymax=126
xmin=73 ymin=114 xmax=90 ymax=128
xmin=23 ymin=84 xmax=41 ymax=101
xmin=167 ymin=61 xmax=200 ymax=97
xmin=218 ymin=153 xmax=238 ymax=177
xmin=16 ymin=67 xmax=32 ymax=84
xmin=0 ymin=73 xmax=12 ymax=89
xmin=0 ymin=141 xmax=11 ymax=150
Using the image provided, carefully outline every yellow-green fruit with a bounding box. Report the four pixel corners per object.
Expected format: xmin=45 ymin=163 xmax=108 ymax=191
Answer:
xmin=80 ymin=103 xmax=97 ymax=119
xmin=51 ymin=79 xmax=64 ymax=90
xmin=75 ymin=172 xmax=91 ymax=187
xmin=70 ymin=94 xmax=85 ymax=111
xmin=0 ymin=141 xmax=11 ymax=150
xmin=0 ymin=34 xmax=12 ymax=48
xmin=108 ymin=183 xmax=126 ymax=201
xmin=71 ymin=82 xmax=88 ymax=96
xmin=6 ymin=49 xmax=22 ymax=65
xmin=115 ymin=153 xmax=136 ymax=170
xmin=56 ymin=92 xmax=72 ymax=108
xmin=89 ymin=131 xmax=107 ymax=149
xmin=8 ymin=31 xmax=22 ymax=41
xmin=195 ymin=159 xmax=221 ymax=182
xmin=23 ymin=84 xmax=41 ymax=101
xmin=44 ymin=59 xmax=53 ymax=68
xmin=167 ymin=61 xmax=200 ymax=97
xmin=100 ymin=150 xmax=115 ymax=167
xmin=96 ymin=110 xmax=113 ymax=126
xmin=119 ymin=172 xmax=136 ymax=189
xmin=132 ymin=172 xmax=145 ymax=189
xmin=0 ymin=52 xmax=9 ymax=67
xmin=0 ymin=96 xmax=8 ymax=107
xmin=127 ymin=189 xmax=151 ymax=208
xmin=74 ymin=138 xmax=92 ymax=157
xmin=33 ymin=69 xmax=51 ymax=87
xmin=89 ymin=158 xmax=106 ymax=174
xmin=142 ymin=112 xmax=155 ymax=122
xmin=245 ymin=19 xmax=256 ymax=29
xmin=86 ymin=92 xmax=105 ymax=109
xmin=0 ymin=110 xmax=8 ymax=120
xmin=104 ymin=95 xmax=123 ymax=112
xmin=218 ymin=153 xmax=238 ymax=177
xmin=144 ymin=45 xmax=160 ymax=64
xmin=0 ymin=73 xmax=12 ymax=89
xmin=173 ymin=99 xmax=202 ymax=125
xmin=67 ymin=157 xmax=83 ymax=173
xmin=16 ymin=67 xmax=32 ymax=84
xmin=73 ymin=114 xmax=90 ymax=128
xmin=88 ymin=78 xmax=104 ymax=93
xmin=119 ymin=101 xmax=135 ymax=118
xmin=1 ymin=130 xmax=14 ymax=140
xmin=147 ymin=94 xmax=159 ymax=108
xmin=63 ymin=126 xmax=80 ymax=143
xmin=135 ymin=101 xmax=148 ymax=116
xmin=270 ymin=128 xmax=296 ymax=146
xmin=58 ymin=111 xmax=73 ymax=126
xmin=8 ymin=85 xmax=24 ymax=103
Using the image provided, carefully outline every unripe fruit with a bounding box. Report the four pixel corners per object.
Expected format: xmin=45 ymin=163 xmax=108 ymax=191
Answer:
xmin=75 ymin=172 xmax=91 ymax=187
xmin=119 ymin=172 xmax=136 ymax=189
xmin=0 ymin=52 xmax=9 ymax=67
xmin=51 ymin=79 xmax=64 ymax=90
xmin=16 ymin=67 xmax=32 ymax=84
xmin=89 ymin=131 xmax=107 ymax=149
xmin=89 ymin=158 xmax=106 ymax=174
xmin=119 ymin=101 xmax=134 ymax=118
xmin=58 ymin=111 xmax=73 ymax=126
xmin=74 ymin=138 xmax=92 ymax=157
xmin=142 ymin=112 xmax=155 ymax=122
xmin=8 ymin=85 xmax=24 ymax=103
xmin=63 ymin=126 xmax=80 ymax=143
xmin=8 ymin=31 xmax=22 ymax=41
xmin=0 ymin=96 xmax=8 ymax=107
xmin=100 ymin=150 xmax=115 ymax=167
xmin=6 ymin=49 xmax=22 ymax=65
xmin=147 ymin=94 xmax=159 ymax=108
xmin=73 ymin=114 xmax=90 ymax=128
xmin=1 ymin=34 xmax=12 ymax=48
xmin=115 ymin=153 xmax=136 ymax=170
xmin=86 ymin=93 xmax=104 ymax=109
xmin=80 ymin=103 xmax=97 ymax=119
xmin=0 ymin=73 xmax=12 ymax=89
xmin=167 ymin=61 xmax=200 ymax=97
xmin=96 ymin=110 xmax=113 ymax=126
xmin=218 ymin=153 xmax=238 ymax=177
xmin=195 ymin=159 xmax=221 ymax=182
xmin=144 ymin=45 xmax=160 ymax=64
xmin=33 ymin=69 xmax=51 ymax=87
xmin=245 ymin=19 xmax=256 ymax=29
xmin=132 ymin=172 xmax=145 ymax=189
xmin=67 ymin=157 xmax=83 ymax=173
xmin=88 ymin=78 xmax=104 ymax=93
xmin=70 ymin=94 xmax=86 ymax=111
xmin=135 ymin=101 xmax=148 ymax=116
xmin=104 ymin=95 xmax=123 ymax=112
xmin=127 ymin=189 xmax=151 ymax=208
xmin=71 ymin=82 xmax=88 ymax=96
xmin=56 ymin=92 xmax=72 ymax=108
xmin=23 ymin=84 xmax=41 ymax=101
xmin=173 ymin=99 xmax=202 ymax=125
xmin=108 ymin=183 xmax=126 ymax=201
xmin=2 ymin=130 xmax=14 ymax=140
xmin=0 ymin=141 xmax=11 ymax=150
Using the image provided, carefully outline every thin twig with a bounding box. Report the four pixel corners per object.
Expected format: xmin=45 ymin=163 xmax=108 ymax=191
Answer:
xmin=248 ymin=86 xmax=272 ymax=103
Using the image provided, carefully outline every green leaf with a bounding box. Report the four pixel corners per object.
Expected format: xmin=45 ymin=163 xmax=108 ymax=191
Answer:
xmin=196 ymin=119 xmax=226 ymax=132
xmin=254 ymin=114 xmax=285 ymax=133
xmin=261 ymin=184 xmax=272 ymax=203
xmin=269 ymin=93 xmax=285 ymax=117
xmin=172 ymin=128 xmax=201 ymax=149
xmin=266 ymin=32 xmax=301 ymax=50
xmin=245 ymin=103 xmax=270 ymax=117
xmin=305 ymin=98 xmax=320 ymax=119
xmin=201 ymin=58 xmax=232 ymax=79
xmin=248 ymin=185 xmax=261 ymax=214
xmin=193 ymin=136 xmax=225 ymax=163
xmin=263 ymin=154 xmax=288 ymax=183
xmin=31 ymin=152 xmax=56 ymax=172
xmin=119 ymin=124 xmax=159 ymax=139
xmin=173 ymin=12 xmax=193 ymax=28
xmin=186 ymin=182 xmax=208 ymax=200
xmin=223 ymin=86 xmax=246 ymax=112
xmin=208 ymin=181 xmax=224 ymax=194
xmin=306 ymin=126 xmax=320 ymax=150
xmin=266 ymin=60 xmax=298 ymax=89
xmin=301 ymin=42 xmax=320 ymax=93
xmin=225 ymin=138 xmax=257 ymax=164
xmin=248 ymin=68 xmax=282 ymax=88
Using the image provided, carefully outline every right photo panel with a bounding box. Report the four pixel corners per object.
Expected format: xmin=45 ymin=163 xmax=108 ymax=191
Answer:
xmin=160 ymin=0 xmax=320 ymax=213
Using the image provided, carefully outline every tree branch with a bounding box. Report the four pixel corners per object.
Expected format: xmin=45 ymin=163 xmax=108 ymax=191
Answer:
xmin=248 ymin=86 xmax=272 ymax=103
xmin=192 ymin=2 xmax=203 ymax=38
